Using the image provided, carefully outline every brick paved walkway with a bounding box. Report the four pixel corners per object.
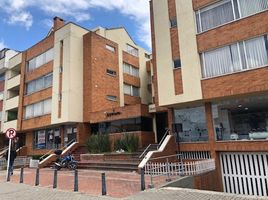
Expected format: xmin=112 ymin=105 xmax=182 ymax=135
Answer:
xmin=0 ymin=182 xmax=267 ymax=200
xmin=0 ymin=168 xmax=166 ymax=198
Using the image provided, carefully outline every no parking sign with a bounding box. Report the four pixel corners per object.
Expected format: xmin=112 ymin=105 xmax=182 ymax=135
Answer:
xmin=5 ymin=128 xmax=17 ymax=181
xmin=5 ymin=128 xmax=16 ymax=139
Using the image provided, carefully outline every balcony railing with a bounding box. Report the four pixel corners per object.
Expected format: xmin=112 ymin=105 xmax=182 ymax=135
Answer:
xmin=7 ymin=74 xmax=21 ymax=90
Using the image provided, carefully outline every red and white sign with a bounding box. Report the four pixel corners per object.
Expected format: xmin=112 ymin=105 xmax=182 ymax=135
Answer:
xmin=5 ymin=128 xmax=16 ymax=139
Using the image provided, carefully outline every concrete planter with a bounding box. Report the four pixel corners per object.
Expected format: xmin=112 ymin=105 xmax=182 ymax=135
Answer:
xmin=29 ymin=159 xmax=39 ymax=168
xmin=80 ymin=153 xmax=137 ymax=162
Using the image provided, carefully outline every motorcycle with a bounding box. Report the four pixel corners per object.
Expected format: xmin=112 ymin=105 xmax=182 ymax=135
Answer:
xmin=54 ymin=150 xmax=77 ymax=170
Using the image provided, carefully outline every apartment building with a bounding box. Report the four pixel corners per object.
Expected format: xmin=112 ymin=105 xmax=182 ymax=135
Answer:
xmin=0 ymin=48 xmax=19 ymax=147
xmin=150 ymin=0 xmax=268 ymax=196
xmin=0 ymin=17 xmax=153 ymax=155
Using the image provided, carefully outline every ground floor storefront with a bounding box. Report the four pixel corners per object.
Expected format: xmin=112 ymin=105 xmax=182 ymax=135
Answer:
xmin=17 ymin=115 xmax=155 ymax=156
xmin=166 ymin=93 xmax=268 ymax=197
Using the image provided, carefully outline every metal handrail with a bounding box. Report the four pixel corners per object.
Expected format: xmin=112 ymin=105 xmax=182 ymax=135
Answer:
xmin=157 ymin=128 xmax=171 ymax=149
xmin=149 ymin=153 xmax=181 ymax=161
xmin=39 ymin=139 xmax=76 ymax=161
xmin=0 ymin=146 xmax=8 ymax=158
xmin=139 ymin=144 xmax=158 ymax=159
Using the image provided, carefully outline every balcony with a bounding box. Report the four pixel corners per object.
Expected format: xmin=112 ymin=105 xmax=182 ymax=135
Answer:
xmin=0 ymin=59 xmax=7 ymax=73
xmin=8 ymin=53 xmax=22 ymax=69
xmin=5 ymin=96 xmax=19 ymax=110
xmin=3 ymin=120 xmax=17 ymax=133
xmin=7 ymin=74 xmax=21 ymax=90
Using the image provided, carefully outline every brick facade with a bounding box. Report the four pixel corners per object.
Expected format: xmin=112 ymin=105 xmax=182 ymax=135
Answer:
xmin=122 ymin=51 xmax=139 ymax=68
xmin=202 ymin=67 xmax=268 ymax=100
xmin=192 ymin=0 xmax=216 ymax=10
xmin=123 ymin=74 xmax=140 ymax=88
xmin=197 ymin=11 xmax=268 ymax=53
xmin=83 ymin=32 xmax=120 ymax=119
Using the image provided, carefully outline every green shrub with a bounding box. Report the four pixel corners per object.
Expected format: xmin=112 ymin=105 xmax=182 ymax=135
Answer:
xmin=114 ymin=134 xmax=139 ymax=153
xmin=114 ymin=139 xmax=125 ymax=151
xmin=86 ymin=133 xmax=110 ymax=153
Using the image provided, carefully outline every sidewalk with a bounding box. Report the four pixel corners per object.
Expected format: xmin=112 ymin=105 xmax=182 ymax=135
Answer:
xmin=0 ymin=182 xmax=112 ymax=200
xmin=0 ymin=182 xmax=267 ymax=200
xmin=0 ymin=168 xmax=166 ymax=198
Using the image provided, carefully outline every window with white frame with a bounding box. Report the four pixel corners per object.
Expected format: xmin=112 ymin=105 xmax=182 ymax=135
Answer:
xmin=124 ymin=84 xmax=140 ymax=97
xmin=123 ymin=62 xmax=139 ymax=77
xmin=196 ymin=0 xmax=268 ymax=33
xmin=201 ymin=35 xmax=268 ymax=78
xmin=24 ymin=98 xmax=52 ymax=119
xmin=26 ymin=73 xmax=53 ymax=95
xmin=126 ymin=44 xmax=139 ymax=57
xmin=106 ymin=44 xmax=115 ymax=52
xmin=27 ymin=48 xmax=54 ymax=72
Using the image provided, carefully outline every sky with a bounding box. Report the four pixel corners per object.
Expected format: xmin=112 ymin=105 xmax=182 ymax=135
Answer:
xmin=0 ymin=0 xmax=151 ymax=52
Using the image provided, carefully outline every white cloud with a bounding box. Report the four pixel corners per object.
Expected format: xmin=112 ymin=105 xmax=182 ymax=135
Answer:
xmin=0 ymin=0 xmax=151 ymax=48
xmin=7 ymin=11 xmax=33 ymax=30
xmin=0 ymin=39 xmax=7 ymax=50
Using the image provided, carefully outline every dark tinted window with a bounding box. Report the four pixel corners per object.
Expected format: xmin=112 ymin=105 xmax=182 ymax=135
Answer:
xmin=91 ymin=117 xmax=153 ymax=134
xmin=170 ymin=18 xmax=177 ymax=28
xmin=174 ymin=59 xmax=181 ymax=69
xmin=0 ymin=74 xmax=5 ymax=81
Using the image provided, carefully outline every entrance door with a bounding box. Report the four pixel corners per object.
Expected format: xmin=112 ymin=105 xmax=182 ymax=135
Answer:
xmin=156 ymin=112 xmax=168 ymax=143
xmin=220 ymin=152 xmax=268 ymax=196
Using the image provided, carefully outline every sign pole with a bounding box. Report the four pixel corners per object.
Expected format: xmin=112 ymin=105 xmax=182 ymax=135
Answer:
xmin=5 ymin=128 xmax=17 ymax=181
xmin=6 ymin=138 xmax=11 ymax=181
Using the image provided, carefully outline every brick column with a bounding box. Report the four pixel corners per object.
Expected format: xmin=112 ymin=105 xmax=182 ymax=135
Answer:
xmin=205 ymin=102 xmax=223 ymax=192
xmin=167 ymin=108 xmax=174 ymax=131
xmin=77 ymin=123 xmax=90 ymax=144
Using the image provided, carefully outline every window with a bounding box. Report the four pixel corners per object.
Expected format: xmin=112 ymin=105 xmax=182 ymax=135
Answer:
xmin=27 ymin=48 xmax=54 ymax=72
xmin=170 ymin=18 xmax=177 ymax=28
xmin=44 ymin=73 xmax=53 ymax=87
xmin=239 ymin=0 xmax=268 ymax=17
xmin=0 ymin=111 xmax=2 ymax=121
xmin=124 ymin=84 xmax=140 ymax=97
xmin=173 ymin=59 xmax=181 ymax=69
xmin=174 ymin=106 xmax=208 ymax=142
xmin=196 ymin=0 xmax=268 ymax=33
xmin=106 ymin=95 xmax=117 ymax=101
xmin=145 ymin=53 xmax=151 ymax=59
xmin=33 ymin=102 xmax=42 ymax=116
xmin=91 ymin=117 xmax=153 ymax=134
xmin=33 ymin=127 xmax=62 ymax=149
xmin=126 ymin=44 xmax=139 ymax=57
xmin=24 ymin=98 xmax=52 ymax=119
xmin=201 ymin=35 xmax=268 ymax=78
xmin=124 ymin=84 xmax=131 ymax=96
xmin=132 ymin=86 xmax=140 ymax=97
xmin=106 ymin=44 xmax=115 ymax=52
xmin=43 ymin=99 xmax=52 ymax=114
xmin=0 ymin=74 xmax=5 ymax=81
xmin=106 ymin=69 xmax=116 ymax=76
xmin=123 ymin=62 xmax=139 ymax=77
xmin=26 ymin=73 xmax=53 ymax=94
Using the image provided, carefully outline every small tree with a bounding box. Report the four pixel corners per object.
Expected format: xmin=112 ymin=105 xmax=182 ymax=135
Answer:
xmin=114 ymin=133 xmax=139 ymax=153
xmin=86 ymin=133 xmax=110 ymax=153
